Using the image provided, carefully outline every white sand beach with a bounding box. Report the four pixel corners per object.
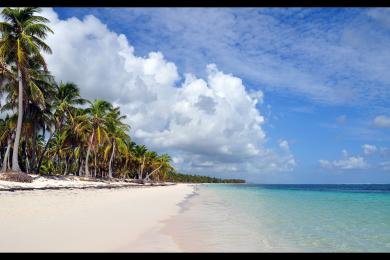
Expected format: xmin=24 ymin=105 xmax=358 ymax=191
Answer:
xmin=0 ymin=175 xmax=148 ymax=191
xmin=0 ymin=183 xmax=195 ymax=252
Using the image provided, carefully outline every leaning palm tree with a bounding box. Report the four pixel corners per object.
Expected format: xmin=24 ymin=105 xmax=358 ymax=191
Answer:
xmin=0 ymin=7 xmax=53 ymax=173
xmin=144 ymin=152 xmax=173 ymax=182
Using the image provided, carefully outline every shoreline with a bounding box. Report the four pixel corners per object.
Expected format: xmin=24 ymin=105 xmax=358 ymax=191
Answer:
xmin=120 ymin=183 xmax=200 ymax=252
xmin=0 ymin=183 xmax=195 ymax=252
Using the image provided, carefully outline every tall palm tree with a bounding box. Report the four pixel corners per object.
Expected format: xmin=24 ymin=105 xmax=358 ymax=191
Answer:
xmin=105 ymin=106 xmax=130 ymax=178
xmin=0 ymin=7 xmax=53 ymax=172
xmin=24 ymin=61 xmax=55 ymax=172
xmin=66 ymin=107 xmax=89 ymax=176
xmin=82 ymin=99 xmax=112 ymax=177
xmin=133 ymin=144 xmax=147 ymax=180
xmin=52 ymin=82 xmax=86 ymax=128
xmin=36 ymin=82 xmax=85 ymax=175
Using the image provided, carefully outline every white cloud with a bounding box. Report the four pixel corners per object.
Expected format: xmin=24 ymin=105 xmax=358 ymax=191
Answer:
xmin=319 ymin=159 xmax=333 ymax=169
xmin=39 ymin=8 xmax=295 ymax=178
xmin=362 ymin=144 xmax=377 ymax=155
xmin=321 ymin=145 xmax=390 ymax=172
xmin=333 ymin=156 xmax=368 ymax=170
xmin=379 ymin=161 xmax=390 ymax=171
xmin=278 ymin=139 xmax=289 ymax=151
xmin=87 ymin=8 xmax=390 ymax=107
xmin=373 ymin=115 xmax=390 ymax=128
xmin=319 ymin=155 xmax=368 ymax=170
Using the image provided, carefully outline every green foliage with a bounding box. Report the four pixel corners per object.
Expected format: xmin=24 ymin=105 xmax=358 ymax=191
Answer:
xmin=164 ymin=171 xmax=246 ymax=184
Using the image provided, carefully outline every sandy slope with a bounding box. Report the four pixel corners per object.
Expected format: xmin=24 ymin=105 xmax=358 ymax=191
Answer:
xmin=0 ymin=183 xmax=194 ymax=252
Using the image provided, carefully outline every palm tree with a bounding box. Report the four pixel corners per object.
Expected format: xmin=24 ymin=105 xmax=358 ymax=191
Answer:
xmin=0 ymin=7 xmax=53 ymax=172
xmin=24 ymin=61 xmax=55 ymax=172
xmin=105 ymin=106 xmax=130 ymax=178
xmin=82 ymin=99 xmax=112 ymax=177
xmin=133 ymin=144 xmax=147 ymax=180
xmin=65 ymin=107 xmax=89 ymax=176
xmin=36 ymin=82 xmax=85 ymax=175
xmin=144 ymin=153 xmax=173 ymax=182
xmin=1 ymin=8 xmax=184 ymax=183
xmin=0 ymin=115 xmax=16 ymax=172
xmin=155 ymin=154 xmax=173 ymax=181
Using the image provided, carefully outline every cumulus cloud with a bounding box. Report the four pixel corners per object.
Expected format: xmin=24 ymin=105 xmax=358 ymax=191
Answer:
xmin=362 ymin=144 xmax=377 ymax=155
xmin=373 ymin=115 xmax=390 ymax=128
xmin=334 ymin=156 xmax=368 ymax=170
xmin=319 ymin=156 xmax=368 ymax=170
xmin=320 ymin=144 xmax=390 ymax=172
xmin=77 ymin=8 xmax=390 ymax=107
xmin=38 ymin=8 xmax=295 ymax=178
xmin=319 ymin=149 xmax=369 ymax=171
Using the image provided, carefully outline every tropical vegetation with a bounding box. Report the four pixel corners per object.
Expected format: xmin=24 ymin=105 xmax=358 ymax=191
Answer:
xmin=0 ymin=7 xmax=245 ymax=184
xmin=165 ymin=172 xmax=245 ymax=183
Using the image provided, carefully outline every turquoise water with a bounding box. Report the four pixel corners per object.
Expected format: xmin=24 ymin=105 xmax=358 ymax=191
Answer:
xmin=170 ymin=184 xmax=390 ymax=252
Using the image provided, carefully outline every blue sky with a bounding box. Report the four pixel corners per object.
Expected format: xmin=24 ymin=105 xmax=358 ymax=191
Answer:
xmin=40 ymin=8 xmax=390 ymax=183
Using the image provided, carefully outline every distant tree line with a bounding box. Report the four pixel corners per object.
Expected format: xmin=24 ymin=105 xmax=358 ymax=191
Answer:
xmin=165 ymin=171 xmax=246 ymax=183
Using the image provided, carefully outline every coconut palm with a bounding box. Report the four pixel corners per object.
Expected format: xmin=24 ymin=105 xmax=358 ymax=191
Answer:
xmin=104 ymin=106 xmax=130 ymax=178
xmin=36 ymin=82 xmax=85 ymax=174
xmin=144 ymin=153 xmax=173 ymax=182
xmin=24 ymin=62 xmax=55 ymax=172
xmin=0 ymin=115 xmax=16 ymax=172
xmin=81 ymin=99 xmax=112 ymax=177
xmin=0 ymin=7 xmax=53 ymax=172
xmin=60 ymin=107 xmax=89 ymax=176
xmin=133 ymin=144 xmax=148 ymax=180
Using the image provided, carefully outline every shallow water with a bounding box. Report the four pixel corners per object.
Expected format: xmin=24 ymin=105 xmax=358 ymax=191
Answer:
xmin=163 ymin=184 xmax=390 ymax=252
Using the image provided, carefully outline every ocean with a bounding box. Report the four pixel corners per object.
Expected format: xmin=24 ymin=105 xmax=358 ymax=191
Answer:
xmin=163 ymin=184 xmax=390 ymax=252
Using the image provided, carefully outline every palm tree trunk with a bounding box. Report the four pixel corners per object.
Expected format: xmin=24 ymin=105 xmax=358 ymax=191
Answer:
xmin=24 ymin=143 xmax=30 ymax=174
xmin=2 ymin=139 xmax=11 ymax=172
xmin=76 ymin=153 xmax=81 ymax=176
xmin=7 ymin=150 xmax=11 ymax=170
xmin=85 ymin=131 xmax=94 ymax=177
xmin=79 ymin=159 xmax=84 ymax=176
xmin=11 ymin=68 xmax=23 ymax=172
xmin=31 ymin=121 xmax=37 ymax=171
xmin=108 ymin=141 xmax=115 ymax=179
xmin=64 ymin=156 xmax=69 ymax=175
xmin=85 ymin=146 xmax=91 ymax=177
xmin=139 ymin=155 xmax=145 ymax=180
xmin=145 ymin=165 xmax=162 ymax=181
xmin=94 ymin=152 xmax=97 ymax=178
xmin=36 ymin=131 xmax=54 ymax=175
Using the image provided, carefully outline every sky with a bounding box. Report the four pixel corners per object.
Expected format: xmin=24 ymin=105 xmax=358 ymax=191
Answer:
xmin=8 ymin=7 xmax=390 ymax=183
